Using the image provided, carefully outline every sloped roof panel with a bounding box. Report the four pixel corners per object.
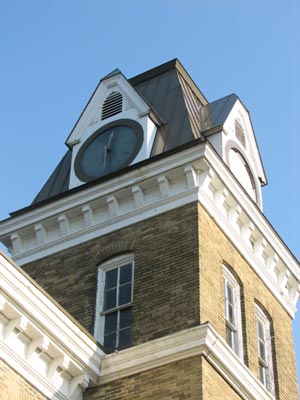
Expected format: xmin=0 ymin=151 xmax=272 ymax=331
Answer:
xmin=177 ymin=71 xmax=202 ymax=139
xmin=32 ymin=151 xmax=71 ymax=204
xmin=200 ymin=94 xmax=238 ymax=134
xmin=133 ymin=67 xmax=202 ymax=155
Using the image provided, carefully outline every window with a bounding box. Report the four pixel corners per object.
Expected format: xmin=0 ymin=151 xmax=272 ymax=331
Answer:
xmin=94 ymin=254 xmax=134 ymax=352
xmin=223 ymin=266 xmax=244 ymax=359
xmin=255 ymin=305 xmax=275 ymax=395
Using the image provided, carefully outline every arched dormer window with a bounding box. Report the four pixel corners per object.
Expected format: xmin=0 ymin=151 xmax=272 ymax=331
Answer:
xmin=101 ymin=91 xmax=123 ymax=121
xmin=228 ymin=148 xmax=257 ymax=202
xmin=223 ymin=265 xmax=244 ymax=360
xmin=255 ymin=304 xmax=275 ymax=395
xmin=94 ymin=254 xmax=134 ymax=352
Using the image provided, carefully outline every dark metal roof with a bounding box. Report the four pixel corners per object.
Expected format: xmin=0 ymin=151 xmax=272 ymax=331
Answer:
xmin=200 ymin=93 xmax=238 ymax=135
xmin=131 ymin=61 xmax=206 ymax=156
xmin=31 ymin=59 xmax=209 ymax=206
xmin=32 ymin=150 xmax=71 ymax=204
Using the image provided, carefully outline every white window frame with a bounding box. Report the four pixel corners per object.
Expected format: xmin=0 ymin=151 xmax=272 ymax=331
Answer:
xmin=255 ymin=304 xmax=275 ymax=396
xmin=223 ymin=266 xmax=244 ymax=360
xmin=94 ymin=253 xmax=134 ymax=350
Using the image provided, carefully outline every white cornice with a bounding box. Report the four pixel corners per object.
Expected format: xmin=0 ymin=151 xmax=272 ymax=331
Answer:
xmin=0 ymin=251 xmax=104 ymax=400
xmin=0 ymin=145 xmax=206 ymax=234
xmin=0 ymin=142 xmax=299 ymax=317
xmin=100 ymin=324 xmax=274 ymax=400
xmin=203 ymin=143 xmax=299 ymax=279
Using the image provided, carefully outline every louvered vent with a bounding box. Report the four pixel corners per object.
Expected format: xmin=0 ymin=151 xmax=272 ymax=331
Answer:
xmin=101 ymin=92 xmax=123 ymax=120
xmin=235 ymin=119 xmax=246 ymax=148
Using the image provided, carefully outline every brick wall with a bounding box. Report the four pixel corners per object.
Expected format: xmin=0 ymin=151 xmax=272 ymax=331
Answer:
xmin=23 ymin=203 xmax=200 ymax=345
xmin=0 ymin=359 xmax=46 ymax=400
xmin=21 ymin=201 xmax=298 ymax=398
xmin=84 ymin=356 xmax=203 ymax=400
xmin=198 ymin=203 xmax=298 ymax=399
xmin=202 ymin=357 xmax=242 ymax=399
xmin=84 ymin=356 xmax=246 ymax=400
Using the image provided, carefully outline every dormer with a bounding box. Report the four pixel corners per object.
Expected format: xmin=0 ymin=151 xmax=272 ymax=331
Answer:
xmin=67 ymin=69 xmax=161 ymax=189
xmin=200 ymin=94 xmax=266 ymax=210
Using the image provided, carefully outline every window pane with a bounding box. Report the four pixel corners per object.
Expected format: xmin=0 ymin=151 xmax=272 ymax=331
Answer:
xmin=104 ymin=312 xmax=118 ymax=334
xmin=259 ymin=363 xmax=266 ymax=385
xmin=105 ymin=268 xmax=118 ymax=289
xmin=104 ymin=332 xmax=116 ymax=352
xmin=258 ymin=320 xmax=264 ymax=339
xmin=104 ymin=288 xmax=117 ymax=311
xmin=120 ymin=263 xmax=132 ymax=284
xmin=118 ymin=327 xmax=131 ymax=349
xmin=228 ymin=304 xmax=235 ymax=325
xmin=227 ymin=284 xmax=234 ymax=303
xmin=120 ymin=308 xmax=132 ymax=329
xmin=259 ymin=340 xmax=266 ymax=361
xmin=119 ymin=283 xmax=132 ymax=306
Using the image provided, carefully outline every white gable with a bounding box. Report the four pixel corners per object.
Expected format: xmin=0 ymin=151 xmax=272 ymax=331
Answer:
xmin=223 ymin=99 xmax=266 ymax=184
xmin=66 ymin=72 xmax=153 ymax=147
xmin=205 ymin=98 xmax=266 ymax=210
xmin=66 ymin=71 xmax=158 ymax=189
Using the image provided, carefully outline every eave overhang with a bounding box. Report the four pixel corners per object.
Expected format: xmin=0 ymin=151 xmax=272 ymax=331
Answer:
xmin=0 ymin=140 xmax=299 ymax=317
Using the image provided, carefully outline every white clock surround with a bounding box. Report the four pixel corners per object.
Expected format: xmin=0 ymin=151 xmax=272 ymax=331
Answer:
xmin=67 ymin=71 xmax=158 ymax=189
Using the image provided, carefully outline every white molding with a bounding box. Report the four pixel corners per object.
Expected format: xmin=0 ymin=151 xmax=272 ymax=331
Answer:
xmin=204 ymin=144 xmax=299 ymax=280
xmin=1 ymin=339 xmax=68 ymax=400
xmin=0 ymin=142 xmax=299 ymax=317
xmin=0 ymin=251 xmax=104 ymax=399
xmin=100 ymin=324 xmax=274 ymax=400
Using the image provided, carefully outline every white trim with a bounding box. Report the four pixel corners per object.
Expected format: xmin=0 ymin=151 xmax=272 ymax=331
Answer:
xmin=0 ymin=251 xmax=104 ymax=399
xmin=204 ymin=144 xmax=298 ymax=280
xmin=1 ymin=340 xmax=69 ymax=400
xmin=100 ymin=323 xmax=274 ymax=400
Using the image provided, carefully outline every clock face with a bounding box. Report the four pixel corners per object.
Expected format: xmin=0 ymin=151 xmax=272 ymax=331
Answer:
xmin=74 ymin=119 xmax=143 ymax=182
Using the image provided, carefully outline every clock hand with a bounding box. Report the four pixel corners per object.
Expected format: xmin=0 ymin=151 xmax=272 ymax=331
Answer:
xmin=106 ymin=130 xmax=114 ymax=152
xmin=102 ymin=131 xmax=114 ymax=171
xmin=103 ymin=145 xmax=108 ymax=171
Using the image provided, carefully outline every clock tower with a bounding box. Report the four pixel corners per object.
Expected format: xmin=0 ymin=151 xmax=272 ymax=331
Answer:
xmin=0 ymin=59 xmax=299 ymax=399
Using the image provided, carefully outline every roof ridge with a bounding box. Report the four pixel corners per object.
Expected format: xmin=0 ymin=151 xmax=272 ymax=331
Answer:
xmin=130 ymin=59 xmax=208 ymax=106
xmin=129 ymin=59 xmax=178 ymax=85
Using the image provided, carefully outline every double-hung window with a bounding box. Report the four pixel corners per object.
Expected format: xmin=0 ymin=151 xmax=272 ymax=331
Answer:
xmin=223 ymin=266 xmax=244 ymax=359
xmin=255 ymin=305 xmax=275 ymax=395
xmin=95 ymin=254 xmax=134 ymax=352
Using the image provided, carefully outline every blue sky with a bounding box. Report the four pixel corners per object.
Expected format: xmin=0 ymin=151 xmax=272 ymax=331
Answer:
xmin=1 ymin=0 xmax=299 ymax=387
